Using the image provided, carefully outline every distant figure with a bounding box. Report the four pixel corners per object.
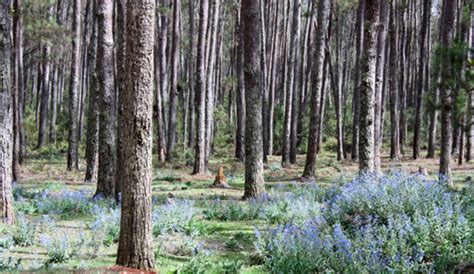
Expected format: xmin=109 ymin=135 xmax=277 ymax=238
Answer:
xmin=210 ymin=166 xmax=230 ymax=188
xmin=418 ymin=167 xmax=428 ymax=176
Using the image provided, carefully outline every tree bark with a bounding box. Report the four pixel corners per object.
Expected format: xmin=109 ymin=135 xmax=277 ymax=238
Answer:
xmin=235 ymin=2 xmax=245 ymax=161
xmin=439 ymin=0 xmax=457 ymax=185
xmin=389 ymin=0 xmax=400 ymax=160
xmin=359 ymin=0 xmax=379 ymax=173
xmin=67 ymin=0 xmax=81 ymax=171
xmin=37 ymin=45 xmax=50 ymax=149
xmin=193 ymin=0 xmax=209 ymax=175
xmin=116 ymin=0 xmax=155 ymax=269
xmin=95 ymin=0 xmax=116 ymax=198
xmin=242 ymin=0 xmax=265 ymax=199
xmin=0 ymin=0 xmax=14 ymax=224
xmin=302 ymin=0 xmax=330 ymax=179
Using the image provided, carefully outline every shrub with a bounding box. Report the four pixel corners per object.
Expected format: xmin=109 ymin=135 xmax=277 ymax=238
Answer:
xmin=153 ymin=200 xmax=197 ymax=236
xmin=89 ymin=206 xmax=121 ymax=247
xmin=256 ymin=173 xmax=474 ymax=273
xmin=40 ymin=230 xmax=79 ymax=266
xmin=12 ymin=215 xmax=36 ymax=247
xmin=180 ymin=250 xmax=213 ymax=274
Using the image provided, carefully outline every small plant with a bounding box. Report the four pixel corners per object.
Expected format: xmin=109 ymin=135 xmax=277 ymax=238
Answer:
xmin=180 ymin=251 xmax=213 ymax=274
xmin=152 ymin=200 xmax=197 ymax=236
xmin=40 ymin=231 xmax=79 ymax=266
xmin=12 ymin=215 xmax=36 ymax=247
xmin=217 ymin=259 xmax=244 ymax=274
xmin=89 ymin=206 xmax=120 ymax=247
xmin=0 ymin=251 xmax=22 ymax=271
xmin=225 ymin=237 xmax=240 ymax=250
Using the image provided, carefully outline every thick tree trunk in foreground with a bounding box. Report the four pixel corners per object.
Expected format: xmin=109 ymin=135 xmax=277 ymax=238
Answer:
xmin=193 ymin=0 xmax=209 ymax=175
xmin=359 ymin=0 xmax=379 ymax=173
xmin=67 ymin=0 xmax=81 ymax=171
xmin=0 ymin=0 xmax=14 ymax=224
xmin=95 ymin=0 xmax=116 ymax=198
xmin=116 ymin=0 xmax=155 ymax=269
xmin=302 ymin=0 xmax=330 ymax=179
xmin=439 ymin=0 xmax=457 ymax=185
xmin=242 ymin=0 xmax=265 ymax=199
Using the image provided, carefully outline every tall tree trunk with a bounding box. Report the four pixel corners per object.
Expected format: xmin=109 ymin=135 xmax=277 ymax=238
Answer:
xmin=49 ymin=64 xmax=58 ymax=143
xmin=37 ymin=45 xmax=50 ymax=149
xmin=389 ymin=0 xmax=400 ymax=160
xmin=302 ymin=0 xmax=330 ymax=179
xmin=187 ymin=0 xmax=196 ymax=149
xmin=242 ymin=0 xmax=265 ymax=199
xmin=282 ymin=0 xmax=300 ymax=167
xmin=115 ymin=0 xmax=126 ymax=195
xmin=413 ymin=0 xmax=431 ymax=159
xmin=0 ymin=0 xmax=14 ymax=224
xmin=166 ymin=0 xmax=181 ymax=162
xmin=359 ymin=0 xmax=379 ymax=173
xmin=467 ymin=9 xmax=474 ymax=162
xmin=439 ymin=0 xmax=457 ymax=185
xmin=67 ymin=0 xmax=81 ymax=171
xmin=116 ymin=0 xmax=155 ymax=269
xmin=374 ymin=0 xmax=388 ymax=172
xmin=95 ymin=0 xmax=116 ymax=198
xmin=84 ymin=0 xmax=99 ymax=183
xmin=351 ymin=0 xmax=365 ymax=161
xmin=235 ymin=3 xmax=245 ymax=161
xmin=193 ymin=0 xmax=209 ymax=175
xmin=12 ymin=0 xmax=23 ymax=181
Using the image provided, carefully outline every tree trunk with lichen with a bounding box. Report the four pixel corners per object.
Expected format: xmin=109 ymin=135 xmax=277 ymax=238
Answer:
xmin=358 ymin=0 xmax=379 ymax=173
xmin=116 ymin=0 xmax=155 ymax=269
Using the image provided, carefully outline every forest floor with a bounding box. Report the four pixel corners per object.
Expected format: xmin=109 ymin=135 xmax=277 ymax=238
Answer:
xmin=1 ymin=150 xmax=473 ymax=273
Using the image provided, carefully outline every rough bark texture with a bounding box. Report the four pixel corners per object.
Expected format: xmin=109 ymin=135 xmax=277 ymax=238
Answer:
xmin=242 ymin=0 xmax=265 ymax=199
xmin=302 ymin=0 xmax=330 ymax=179
xmin=468 ymin=9 xmax=474 ymax=162
xmin=439 ymin=0 xmax=457 ymax=185
xmin=187 ymin=0 xmax=196 ymax=149
xmin=193 ymin=0 xmax=209 ymax=175
xmin=12 ymin=0 xmax=23 ymax=181
xmin=67 ymin=0 xmax=81 ymax=171
xmin=116 ymin=0 xmax=155 ymax=269
xmin=359 ymin=0 xmax=379 ymax=173
xmin=0 ymin=0 xmax=14 ymax=224
xmin=95 ymin=0 xmax=116 ymax=198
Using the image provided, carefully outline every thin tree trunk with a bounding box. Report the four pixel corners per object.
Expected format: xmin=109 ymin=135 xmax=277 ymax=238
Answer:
xmin=389 ymin=0 xmax=400 ymax=160
xmin=95 ymin=0 xmax=116 ymax=198
xmin=235 ymin=2 xmax=245 ymax=161
xmin=302 ymin=0 xmax=330 ymax=179
xmin=242 ymin=0 xmax=265 ymax=199
xmin=67 ymin=0 xmax=81 ymax=171
xmin=187 ymin=0 xmax=196 ymax=149
xmin=37 ymin=45 xmax=50 ymax=149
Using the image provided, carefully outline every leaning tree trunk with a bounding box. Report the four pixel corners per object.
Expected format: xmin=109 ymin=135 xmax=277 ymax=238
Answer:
xmin=358 ymin=0 xmax=379 ymax=173
xmin=242 ymin=0 xmax=265 ymax=199
xmin=301 ymin=0 xmax=330 ymax=179
xmin=67 ymin=0 xmax=81 ymax=171
xmin=116 ymin=0 xmax=155 ymax=269
xmin=193 ymin=0 xmax=209 ymax=175
xmin=94 ymin=0 xmax=116 ymax=198
xmin=0 ymin=0 xmax=14 ymax=225
xmin=439 ymin=0 xmax=457 ymax=185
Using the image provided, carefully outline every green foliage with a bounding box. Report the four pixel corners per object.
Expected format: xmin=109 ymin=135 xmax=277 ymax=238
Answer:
xmin=12 ymin=215 xmax=37 ymax=247
xmin=180 ymin=251 xmax=213 ymax=274
xmin=40 ymin=231 xmax=80 ymax=267
xmin=217 ymin=259 xmax=244 ymax=274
